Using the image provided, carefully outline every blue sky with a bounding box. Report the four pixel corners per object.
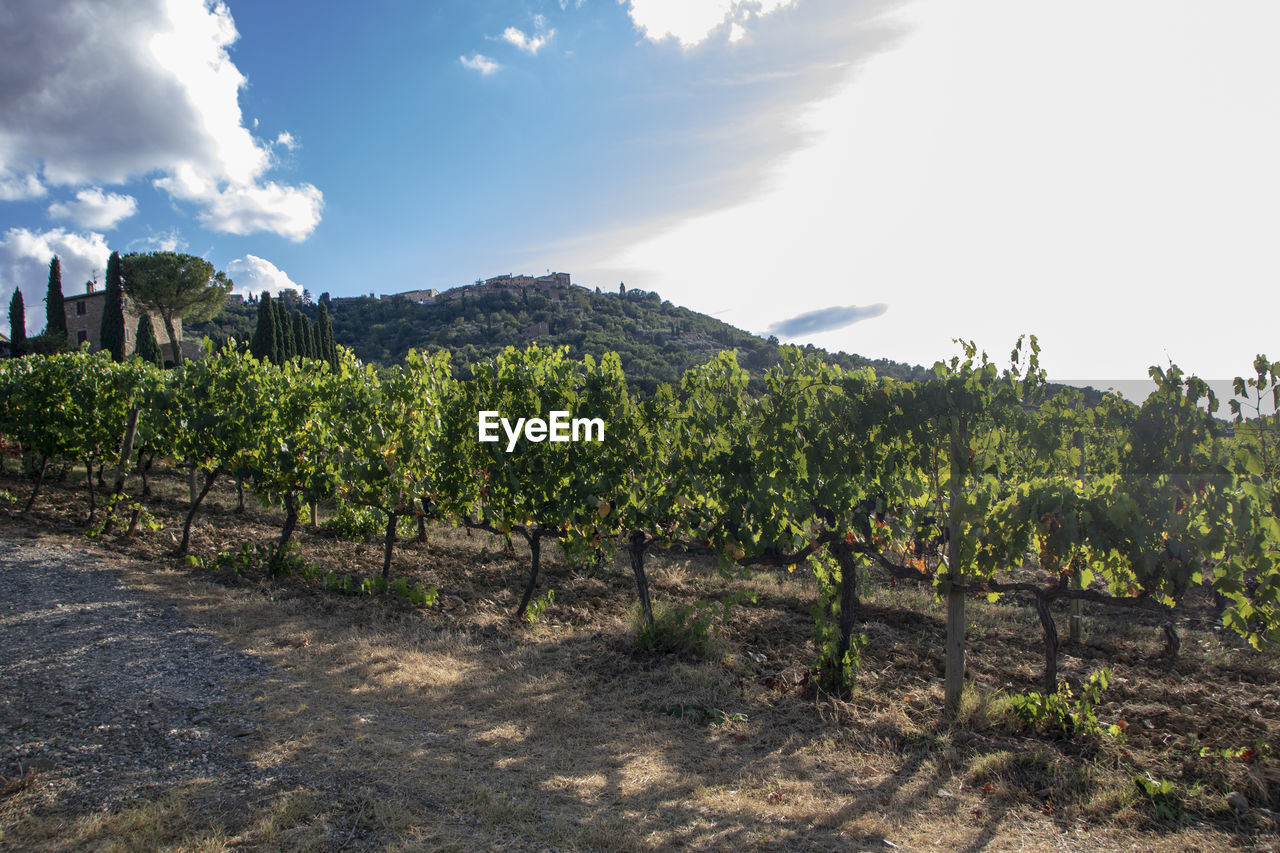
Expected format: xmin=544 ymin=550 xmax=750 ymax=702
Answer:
xmin=2 ymin=0 xmax=1278 ymax=385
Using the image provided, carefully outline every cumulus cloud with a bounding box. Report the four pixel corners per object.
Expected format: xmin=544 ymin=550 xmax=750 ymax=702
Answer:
xmin=460 ymin=52 xmax=502 ymax=75
xmin=0 ymin=169 xmax=45 ymax=201
xmin=768 ymin=303 xmax=887 ymax=337
xmin=225 ymin=254 xmax=302 ymax=299
xmin=0 ymin=227 xmax=112 ymax=333
xmin=0 ymin=0 xmax=322 ymax=240
xmin=156 ymin=165 xmax=323 ymax=242
xmin=621 ymin=0 xmax=799 ymax=47
xmin=47 ymin=188 xmax=138 ymax=230
xmin=502 ymin=16 xmax=555 ymax=54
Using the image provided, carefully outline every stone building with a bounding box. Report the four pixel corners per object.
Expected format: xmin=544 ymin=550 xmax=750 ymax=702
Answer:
xmin=63 ymin=285 xmax=182 ymax=364
xmin=387 ymin=288 xmax=440 ymax=303
xmin=434 ymin=272 xmax=576 ymax=303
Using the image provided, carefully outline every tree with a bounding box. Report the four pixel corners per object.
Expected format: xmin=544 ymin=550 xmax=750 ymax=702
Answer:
xmin=274 ymin=297 xmax=295 ymax=361
xmin=8 ymin=289 xmax=27 ymax=357
xmin=99 ymin=252 xmax=127 ymax=361
xmin=45 ymin=257 xmax=66 ymax=343
xmin=135 ymin=313 xmax=163 ymax=367
xmin=251 ymin=292 xmax=280 ymax=364
xmin=121 ymin=252 xmax=232 ymax=366
xmin=318 ymin=302 xmax=337 ymax=368
xmin=292 ymin=310 xmax=311 ymax=360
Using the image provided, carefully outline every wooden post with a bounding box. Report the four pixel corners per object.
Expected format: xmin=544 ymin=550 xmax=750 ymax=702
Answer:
xmin=1069 ymin=430 xmax=1084 ymax=643
xmin=944 ymin=419 xmax=967 ymax=718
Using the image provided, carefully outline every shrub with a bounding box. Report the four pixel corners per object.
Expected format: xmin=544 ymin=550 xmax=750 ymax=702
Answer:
xmin=631 ymin=593 xmax=751 ymax=658
xmin=1009 ymin=668 xmax=1123 ymax=739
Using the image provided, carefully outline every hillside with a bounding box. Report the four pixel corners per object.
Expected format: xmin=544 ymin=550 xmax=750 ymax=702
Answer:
xmin=190 ymin=279 xmax=931 ymax=394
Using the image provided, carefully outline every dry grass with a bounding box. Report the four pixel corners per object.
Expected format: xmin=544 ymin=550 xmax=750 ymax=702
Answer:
xmin=2 ymin=468 xmax=1279 ymax=851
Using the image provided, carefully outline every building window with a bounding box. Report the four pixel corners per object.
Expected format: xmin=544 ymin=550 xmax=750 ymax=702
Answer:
xmin=77 ymin=330 xmax=88 ymax=345
xmin=76 ymin=302 xmax=87 ymax=316
xmin=124 ymin=328 xmax=130 ymax=343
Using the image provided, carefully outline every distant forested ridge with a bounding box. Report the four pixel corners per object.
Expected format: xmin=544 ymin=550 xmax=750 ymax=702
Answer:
xmin=190 ymin=280 xmax=932 ymax=394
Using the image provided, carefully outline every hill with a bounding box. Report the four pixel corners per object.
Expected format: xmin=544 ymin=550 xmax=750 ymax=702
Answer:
xmin=191 ymin=277 xmax=930 ymax=395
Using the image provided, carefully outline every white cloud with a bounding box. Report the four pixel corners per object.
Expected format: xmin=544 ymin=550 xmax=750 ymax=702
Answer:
xmin=130 ymin=228 xmax=189 ymax=253
xmin=226 ymin=254 xmax=302 ymax=299
xmin=620 ymin=0 xmax=798 ymax=47
xmin=593 ymin=0 xmax=1280 ymax=380
xmin=47 ymin=188 xmax=138 ymax=229
xmin=0 ymin=170 xmax=45 ymax=201
xmin=460 ymin=53 xmax=502 ymax=75
xmin=0 ymin=227 xmax=112 ymax=334
xmin=155 ymin=165 xmax=323 ymax=242
xmin=502 ymin=18 xmax=556 ymax=55
xmin=0 ymin=0 xmax=322 ymax=240
xmin=274 ymin=131 xmax=298 ymax=152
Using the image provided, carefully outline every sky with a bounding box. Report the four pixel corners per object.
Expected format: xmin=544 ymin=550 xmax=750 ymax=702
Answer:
xmin=1 ymin=0 xmax=1277 ymax=388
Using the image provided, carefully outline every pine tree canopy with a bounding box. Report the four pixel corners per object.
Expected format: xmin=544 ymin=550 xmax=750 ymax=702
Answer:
xmin=122 ymin=251 xmax=232 ymax=365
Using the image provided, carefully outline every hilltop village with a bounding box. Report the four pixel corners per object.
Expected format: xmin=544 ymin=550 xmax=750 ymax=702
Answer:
xmin=197 ymin=270 xmax=929 ymax=394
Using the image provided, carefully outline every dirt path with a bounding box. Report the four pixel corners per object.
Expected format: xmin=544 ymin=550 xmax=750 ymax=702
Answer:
xmin=0 ymin=534 xmax=280 ymax=844
xmin=0 ymin=530 xmax=476 ymax=852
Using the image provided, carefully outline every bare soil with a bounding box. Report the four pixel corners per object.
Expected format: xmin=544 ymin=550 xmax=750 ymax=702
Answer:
xmin=1 ymin=467 xmax=1277 ymax=852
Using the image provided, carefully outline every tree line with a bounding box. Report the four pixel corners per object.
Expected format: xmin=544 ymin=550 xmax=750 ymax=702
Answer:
xmin=248 ymin=290 xmax=337 ymax=368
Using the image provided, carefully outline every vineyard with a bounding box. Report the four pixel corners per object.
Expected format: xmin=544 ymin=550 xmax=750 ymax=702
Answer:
xmin=1 ymin=339 xmax=1278 ymax=849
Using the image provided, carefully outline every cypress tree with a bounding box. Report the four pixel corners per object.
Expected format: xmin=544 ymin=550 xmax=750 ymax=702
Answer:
xmin=271 ymin=294 xmax=284 ymax=364
xmin=251 ymin=291 xmax=278 ymax=363
xmin=248 ymin=298 xmax=265 ymax=360
xmin=248 ymin=290 xmax=273 ymax=361
xmin=272 ymin=295 xmax=288 ymax=358
xmin=317 ymin=302 xmax=336 ymax=368
xmin=292 ymin=310 xmax=311 ymax=360
xmin=134 ymin=313 xmax=163 ymax=367
xmin=99 ymin=252 xmax=126 ymax=361
xmin=273 ymin=297 xmax=294 ymax=361
xmin=310 ymin=316 xmax=321 ymax=362
xmin=8 ymin=289 xmax=26 ymax=357
xmin=45 ymin=256 xmax=66 ymax=342
xmin=308 ymin=311 xmax=319 ymax=359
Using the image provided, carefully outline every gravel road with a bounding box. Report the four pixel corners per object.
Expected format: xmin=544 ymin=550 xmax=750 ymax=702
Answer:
xmin=0 ymin=534 xmax=271 ymax=818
